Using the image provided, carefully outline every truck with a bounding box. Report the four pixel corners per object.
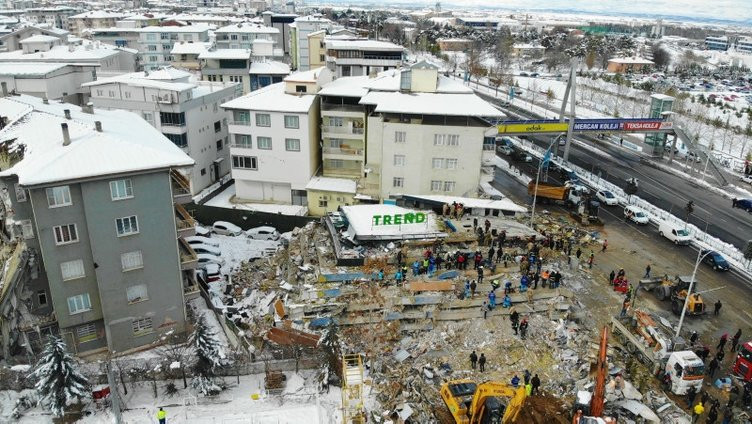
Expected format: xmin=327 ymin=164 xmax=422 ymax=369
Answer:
xmin=733 ymin=340 xmax=752 ymax=382
xmin=527 ymin=181 xmax=601 ymax=223
xmin=638 ymin=275 xmax=706 ymax=316
xmin=611 ymin=310 xmax=704 ymax=395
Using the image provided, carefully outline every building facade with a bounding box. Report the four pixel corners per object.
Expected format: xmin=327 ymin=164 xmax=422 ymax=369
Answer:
xmin=69 ymin=11 xmax=128 ymax=36
xmin=0 ymin=62 xmax=96 ymax=105
xmin=705 ymin=36 xmax=729 ymax=51
xmin=324 ymin=38 xmax=404 ymax=78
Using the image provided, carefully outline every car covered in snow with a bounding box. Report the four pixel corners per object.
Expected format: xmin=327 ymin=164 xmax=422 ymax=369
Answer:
xmin=624 ymin=205 xmax=649 ymax=225
xmin=199 ymin=263 xmax=222 ymax=283
xmin=185 ymin=236 xmax=220 ymax=248
xmin=191 ymin=243 xmax=222 ymax=257
xmin=195 ymin=225 xmax=212 ymax=237
xmin=596 ymin=190 xmax=619 ymax=206
xmin=197 ymin=253 xmax=225 ymax=266
xmin=245 ymin=226 xmax=280 ymax=241
xmin=212 ymin=221 xmax=243 ymax=236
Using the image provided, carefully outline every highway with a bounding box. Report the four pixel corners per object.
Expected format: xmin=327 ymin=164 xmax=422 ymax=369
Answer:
xmin=475 ymin=88 xmax=752 ymax=251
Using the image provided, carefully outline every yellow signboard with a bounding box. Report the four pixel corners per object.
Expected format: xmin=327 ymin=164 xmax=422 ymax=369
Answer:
xmin=497 ymin=122 xmax=569 ymax=134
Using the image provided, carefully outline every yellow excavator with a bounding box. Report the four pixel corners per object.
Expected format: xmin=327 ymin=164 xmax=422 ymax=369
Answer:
xmin=440 ymin=379 xmax=527 ymax=424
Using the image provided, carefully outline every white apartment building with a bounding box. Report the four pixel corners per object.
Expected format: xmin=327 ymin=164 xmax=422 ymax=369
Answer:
xmin=290 ymin=15 xmax=339 ymax=71
xmin=83 ymin=67 xmax=239 ymax=193
xmin=324 ymin=38 xmax=404 ymax=78
xmin=0 ymin=62 xmax=97 ymax=105
xmin=69 ymin=10 xmax=129 ymax=36
xmin=214 ymin=22 xmax=279 ymax=53
xmin=221 ymin=67 xmax=333 ymax=205
xmin=705 ymin=36 xmax=729 ymax=51
xmin=0 ymin=26 xmax=68 ymax=52
xmin=738 ymin=37 xmax=752 ymax=54
xmin=24 ymin=6 xmax=79 ymax=31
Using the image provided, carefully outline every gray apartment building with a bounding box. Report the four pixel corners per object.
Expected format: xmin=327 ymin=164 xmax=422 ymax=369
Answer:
xmin=0 ymin=92 xmax=199 ymax=356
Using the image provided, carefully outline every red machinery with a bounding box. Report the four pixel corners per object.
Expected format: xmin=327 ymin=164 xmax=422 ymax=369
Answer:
xmin=733 ymin=341 xmax=752 ymax=382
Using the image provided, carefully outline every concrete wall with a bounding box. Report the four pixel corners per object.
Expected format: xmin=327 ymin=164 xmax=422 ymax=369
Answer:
xmin=306 ymin=189 xmax=355 ymax=216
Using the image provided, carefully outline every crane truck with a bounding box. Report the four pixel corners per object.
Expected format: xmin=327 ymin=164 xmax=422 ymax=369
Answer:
xmin=611 ymin=309 xmax=704 ymax=395
xmin=440 ymin=380 xmax=526 ymax=424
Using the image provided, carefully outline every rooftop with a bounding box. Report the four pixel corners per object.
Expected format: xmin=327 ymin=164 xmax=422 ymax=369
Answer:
xmin=249 ymin=60 xmax=290 ymax=75
xmin=341 ymin=204 xmax=446 ymax=241
xmin=0 ymin=42 xmax=135 ymax=62
xmin=319 ymin=75 xmax=371 ymax=98
xmin=608 ymin=57 xmax=654 ymax=65
xmin=198 ymin=49 xmax=251 ymax=60
xmin=0 ymin=62 xmax=72 ymax=76
xmin=82 ymin=68 xmax=197 ymax=91
xmin=70 ymin=10 xmax=128 ymax=19
xmin=215 ymin=23 xmax=279 ymax=34
xmin=364 ymin=69 xmax=473 ymax=94
xmin=359 ymin=91 xmax=503 ymax=117
xmin=170 ymin=41 xmax=212 ymax=55
xmin=19 ymin=34 xmax=59 ymax=43
xmin=305 ymin=176 xmax=357 ymax=194
xmin=0 ymin=94 xmax=193 ymax=186
xmin=283 ymin=67 xmax=326 ymax=83
xmin=221 ymin=82 xmax=316 ymax=113
xmin=324 ymin=38 xmax=404 ymax=52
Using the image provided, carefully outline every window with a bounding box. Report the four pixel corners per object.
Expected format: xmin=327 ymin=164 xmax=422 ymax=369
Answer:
xmin=295 ymin=85 xmax=307 ymax=93
xmin=200 ymin=168 xmax=206 ymax=176
xmin=329 ymin=138 xmax=343 ymax=148
xmin=109 ymin=179 xmax=133 ymax=200
xmin=67 ymin=293 xmax=91 ymax=315
xmin=132 ymin=317 xmax=153 ymax=336
xmin=328 ymin=117 xmax=343 ymax=127
xmin=14 ymin=184 xmax=26 ymax=202
xmin=318 ymin=199 xmax=328 ymax=207
xmin=320 ymin=54 xmax=325 ymax=62
xmin=124 ymin=91 xmax=131 ymax=99
xmin=431 ymin=180 xmax=442 ymax=191
xmin=37 ymin=290 xmax=47 ymax=306
xmin=96 ymin=89 xmax=103 ymax=96
xmin=285 ymin=138 xmax=300 ymax=151
xmin=216 ymin=139 xmax=223 ymax=151
xmin=162 ymin=44 xmax=171 ymax=51
xmin=108 ymin=90 xmax=115 ymax=97
xmin=46 ymin=186 xmax=72 ymax=208
xmin=329 ymin=159 xmax=344 ymax=168
xmin=232 ymin=155 xmax=258 ymax=170
xmin=447 ymin=134 xmax=459 ymax=146
xmin=214 ymin=120 xmax=221 ymax=133
xmin=53 ymin=224 xmax=78 ymax=245
xmin=284 ymin=115 xmax=299 ymax=129
xmin=121 ymin=251 xmax=143 ymax=271
xmin=433 ymin=134 xmax=445 ymax=146
xmin=143 ymin=112 xmax=153 ymax=123
xmin=446 ymin=158 xmax=458 ymax=169
xmin=116 ymin=216 xmax=139 ymax=237
xmin=444 ymin=181 xmax=456 ymax=192
xmin=146 ymin=33 xmax=156 ymax=41
xmin=235 ymin=111 xmax=250 ymax=123
xmin=160 ymin=111 xmax=186 ymax=126
xmin=395 ymin=131 xmax=406 ymax=143
xmin=257 ymin=136 xmax=272 ymax=150
xmin=234 ymin=134 xmax=252 ymax=148
xmin=394 ymin=154 xmax=405 ymax=166
xmin=126 ymin=284 xmax=148 ymax=303
xmin=230 ymin=34 xmax=238 ymax=40
xmin=77 ymin=323 xmax=97 ymax=343
xmin=432 ymin=158 xmax=444 ymax=169
xmin=60 ymin=259 xmax=85 ymax=281
xmin=393 ymin=177 xmax=404 ymax=188
xmin=163 ymin=133 xmax=188 ymax=147
xmin=255 ymin=113 xmax=271 ymax=127
xmin=20 ymin=220 xmax=34 ymax=239
xmin=147 ymin=45 xmax=157 ymax=51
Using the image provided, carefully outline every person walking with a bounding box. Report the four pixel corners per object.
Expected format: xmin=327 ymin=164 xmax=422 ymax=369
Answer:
xmin=708 ymin=357 xmax=719 ymax=379
xmin=157 ymin=407 xmax=167 ymax=424
xmin=511 ymin=317 xmax=519 ymax=335
xmin=470 ymin=351 xmax=478 ymax=369
xmin=477 ymin=266 xmax=484 ymax=284
xmin=478 ymin=353 xmax=486 ymax=372
xmin=717 ymin=333 xmax=728 ymax=351
xmin=732 ymin=329 xmax=742 ymax=352
xmin=588 ymin=252 xmax=595 ymax=269
xmin=620 ymin=298 xmax=631 ymax=318
xmin=644 ymin=264 xmax=651 ymax=278
xmin=519 ymin=318 xmax=529 ymax=339
xmin=470 ymin=280 xmax=477 ymax=298
xmin=690 ymin=331 xmax=699 ymax=345
xmin=576 ymin=248 xmax=582 ymax=260
xmin=488 ymin=246 xmax=495 ymax=263
xmin=716 ymin=349 xmax=725 ymax=363
xmin=609 ymin=270 xmax=616 ymax=284
xmin=531 ymin=374 xmax=541 ymax=395
xmin=687 ymin=386 xmax=697 ymax=408
xmin=692 ymin=401 xmax=704 ymax=423
xmin=601 ymin=239 xmax=608 ymax=252
xmin=524 ymin=369 xmax=531 ymax=385
xmin=714 ymin=300 xmax=722 ymax=316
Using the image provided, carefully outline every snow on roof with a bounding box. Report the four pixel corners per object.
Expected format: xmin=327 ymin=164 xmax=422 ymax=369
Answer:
xmin=20 ymin=34 xmax=58 ymax=43
xmin=0 ymin=42 xmax=133 ymax=62
xmin=215 ymin=23 xmax=278 ymax=34
xmin=170 ymin=41 xmax=211 ymax=55
xmin=401 ymin=194 xmax=527 ymax=213
xmin=513 ymin=43 xmax=545 ymax=49
xmin=144 ymin=66 xmax=191 ymax=80
xmin=360 ymin=91 xmax=503 ymax=117
xmin=0 ymin=62 xmax=70 ymax=76
xmin=199 ymin=49 xmax=250 ymax=59
xmin=0 ymin=94 xmax=193 ymax=186
xmin=364 ymin=69 xmax=472 ymax=94
xmin=324 ymin=38 xmax=404 ymax=51
xmin=294 ymin=15 xmax=330 ymax=23
xmin=341 ymin=204 xmax=446 ymax=241
xmin=82 ymin=71 xmax=194 ymax=91
xmin=92 ymin=24 xmax=211 ymax=34
xmin=436 ymin=38 xmax=472 ymax=42
xmin=248 ymin=60 xmax=290 ymax=75
xmin=221 ymin=82 xmax=316 ymax=113
xmin=283 ymin=66 xmax=325 ymax=83
xmin=71 ymin=10 xmax=128 ymax=19
xmin=305 ymin=176 xmax=356 ymax=194
xmin=319 ymin=75 xmax=370 ymax=98
xmin=608 ymin=57 xmax=654 ymax=65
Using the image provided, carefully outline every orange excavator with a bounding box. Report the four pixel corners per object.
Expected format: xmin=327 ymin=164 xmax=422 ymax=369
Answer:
xmin=573 ymin=326 xmax=617 ymax=424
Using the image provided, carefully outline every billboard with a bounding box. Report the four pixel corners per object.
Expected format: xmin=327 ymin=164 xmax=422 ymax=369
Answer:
xmin=573 ymin=120 xmax=622 ymax=131
xmin=497 ymin=119 xmax=671 ymax=134
xmin=497 ymin=122 xmax=568 ymax=134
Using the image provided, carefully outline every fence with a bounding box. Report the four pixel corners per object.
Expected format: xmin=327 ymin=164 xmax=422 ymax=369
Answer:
xmin=185 ymin=203 xmax=317 ymax=233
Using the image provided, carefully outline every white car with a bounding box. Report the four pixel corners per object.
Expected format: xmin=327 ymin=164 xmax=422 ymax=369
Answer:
xmin=212 ymin=221 xmax=243 ymax=236
xmin=197 ymin=253 xmax=225 ymax=266
xmin=596 ymin=190 xmax=619 ymax=206
xmin=185 ymin=236 xmax=220 ymax=248
xmin=497 ymin=145 xmax=513 ymax=155
xmin=191 ymin=243 xmax=222 ymax=257
xmin=245 ymin=226 xmax=280 ymax=241
xmin=195 ymin=225 xmax=211 ymax=237
xmin=624 ymin=205 xmax=649 ymax=225
xmin=740 ymin=175 xmax=752 ymax=185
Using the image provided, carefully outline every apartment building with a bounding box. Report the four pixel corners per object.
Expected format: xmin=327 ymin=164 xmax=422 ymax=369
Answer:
xmin=324 ymin=38 xmax=404 ymax=78
xmin=0 ymin=93 xmax=196 ymax=355
xmin=290 ymin=15 xmax=338 ymax=71
xmin=737 ymin=37 xmax=752 ymax=54
xmin=83 ymin=66 xmax=239 ymax=193
xmin=69 ymin=10 xmax=129 ymax=36
xmin=222 ymin=67 xmax=333 ymax=205
xmin=24 ymin=6 xmax=79 ymax=31
xmin=170 ymin=41 xmax=211 ymax=71
xmin=0 ymin=62 xmax=97 ymax=105
xmin=0 ymin=25 xmax=68 ymax=52
xmin=705 ymin=36 xmax=729 ymax=51
xmin=199 ymin=49 xmax=252 ymax=92
xmin=261 ymin=11 xmax=297 ymax=55
xmin=214 ymin=22 xmax=279 ymax=52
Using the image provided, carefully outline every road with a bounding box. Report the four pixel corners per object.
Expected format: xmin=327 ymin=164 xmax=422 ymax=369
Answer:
xmin=475 ymin=88 xmax=752 ymax=251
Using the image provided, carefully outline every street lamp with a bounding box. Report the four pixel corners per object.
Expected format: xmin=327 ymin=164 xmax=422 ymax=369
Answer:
xmin=675 ymin=249 xmax=713 ymax=338
xmin=529 ymin=138 xmax=558 ymax=228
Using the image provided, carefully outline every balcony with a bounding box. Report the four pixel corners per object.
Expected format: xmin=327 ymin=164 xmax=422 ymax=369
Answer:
xmin=171 ymin=170 xmax=192 ymax=204
xmin=175 ymin=203 xmax=196 ymax=237
xmin=322 ymin=125 xmax=364 ymax=135
xmin=183 ymin=269 xmax=200 ymax=301
xmin=228 ymin=121 xmax=253 ymax=135
xmin=322 ymin=146 xmax=364 ymax=158
xmin=323 ymin=159 xmax=363 ymax=178
xmin=178 ymin=238 xmax=198 ymax=270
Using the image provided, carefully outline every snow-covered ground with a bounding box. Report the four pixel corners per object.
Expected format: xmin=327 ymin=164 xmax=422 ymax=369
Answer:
xmin=212 ymin=233 xmax=280 ymax=275
xmin=205 ymin=184 xmax=308 ymax=216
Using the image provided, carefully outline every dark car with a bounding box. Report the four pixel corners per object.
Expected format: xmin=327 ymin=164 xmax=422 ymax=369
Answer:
xmin=701 ymin=250 xmax=730 ymax=271
xmin=733 ymin=198 xmax=752 ymax=212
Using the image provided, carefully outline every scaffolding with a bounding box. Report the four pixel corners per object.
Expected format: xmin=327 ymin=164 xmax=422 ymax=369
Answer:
xmin=341 ymin=353 xmax=366 ymax=424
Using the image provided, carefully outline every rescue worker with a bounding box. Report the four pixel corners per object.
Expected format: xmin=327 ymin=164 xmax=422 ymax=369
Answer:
xmin=478 ymin=353 xmax=486 ymax=372
xmin=519 ymin=318 xmax=529 ymax=339
xmin=531 ymin=374 xmax=541 ymax=395
xmin=732 ymin=329 xmax=742 ymax=352
xmin=158 ymin=407 xmax=167 ymax=424
xmin=692 ymin=401 xmax=704 ymax=423
xmin=470 ymin=280 xmax=477 ymax=298
xmin=469 ymin=351 xmax=478 ymax=369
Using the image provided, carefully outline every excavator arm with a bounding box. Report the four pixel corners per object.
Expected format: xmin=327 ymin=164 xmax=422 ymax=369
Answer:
xmin=468 ymin=382 xmax=527 ymax=424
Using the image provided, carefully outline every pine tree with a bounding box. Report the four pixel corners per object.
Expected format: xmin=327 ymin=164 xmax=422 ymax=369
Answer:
xmin=30 ymin=336 xmax=89 ymax=417
xmin=190 ymin=313 xmax=225 ymax=395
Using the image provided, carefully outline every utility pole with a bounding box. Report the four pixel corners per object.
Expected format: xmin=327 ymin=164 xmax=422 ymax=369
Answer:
xmin=563 ymin=58 xmax=578 ymax=163
xmin=106 ymin=359 xmax=123 ymax=424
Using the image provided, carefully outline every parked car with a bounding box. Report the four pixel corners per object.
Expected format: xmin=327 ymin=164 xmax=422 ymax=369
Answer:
xmin=658 ymin=221 xmax=691 ymax=245
xmin=197 ymin=253 xmax=225 ymax=267
xmin=733 ymin=198 xmax=752 ymax=212
xmin=191 ymin=243 xmax=222 ymax=257
xmin=740 ymin=175 xmax=752 ymax=185
xmin=701 ymin=249 xmax=730 ymax=271
xmin=497 ymin=145 xmax=513 ymax=155
xmin=596 ymin=190 xmax=618 ymax=206
xmin=185 ymin=236 xmax=220 ymax=248
xmin=212 ymin=221 xmax=243 ymax=236
xmin=512 ymin=150 xmax=533 ymax=163
xmin=245 ymin=226 xmax=280 ymax=240
xmin=199 ymin=263 xmax=222 ymax=283
xmin=624 ymin=205 xmax=649 ymax=225
xmin=195 ymin=226 xmax=211 ymax=237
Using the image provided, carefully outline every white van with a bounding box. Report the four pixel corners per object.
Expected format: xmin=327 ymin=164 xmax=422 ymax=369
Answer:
xmin=658 ymin=221 xmax=691 ymax=245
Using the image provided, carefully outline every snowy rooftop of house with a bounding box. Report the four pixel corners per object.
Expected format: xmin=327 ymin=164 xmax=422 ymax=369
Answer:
xmin=20 ymin=34 xmax=59 ymax=43
xmin=91 ymin=24 xmax=211 ymax=34
xmin=401 ymin=194 xmax=527 ymax=214
xmin=294 ymin=15 xmax=330 ymax=23
xmin=0 ymin=94 xmax=193 ymax=186
xmin=341 ymin=204 xmax=446 ymax=241
xmin=215 ymin=23 xmax=278 ymax=34
xmin=324 ymin=38 xmax=404 ymax=51
xmin=0 ymin=62 xmax=72 ymax=76
xmin=199 ymin=49 xmax=250 ymax=60
xmin=283 ymin=67 xmax=325 ymax=83
xmin=305 ymin=176 xmax=356 ymax=194
xmin=360 ymin=91 xmax=503 ymax=117
xmin=170 ymin=41 xmax=211 ymax=55
xmin=608 ymin=57 xmax=654 ymax=64
xmin=249 ymin=60 xmax=290 ymax=75
xmin=172 ymin=13 xmax=244 ymax=23
xmin=82 ymin=67 xmax=197 ymax=91
xmin=70 ymin=10 xmax=128 ymax=19
xmin=319 ymin=75 xmax=371 ymax=98
xmin=364 ymin=69 xmax=473 ymax=94
xmin=0 ymin=42 xmax=135 ymax=61
xmin=221 ymin=82 xmax=316 ymax=113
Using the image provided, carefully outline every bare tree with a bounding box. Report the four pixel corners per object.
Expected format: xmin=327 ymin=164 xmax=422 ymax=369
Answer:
xmin=651 ymin=45 xmax=671 ymax=71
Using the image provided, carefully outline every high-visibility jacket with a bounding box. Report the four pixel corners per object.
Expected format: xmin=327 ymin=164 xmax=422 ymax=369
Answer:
xmin=693 ymin=403 xmax=704 ymax=415
xmin=157 ymin=409 xmax=166 ymax=419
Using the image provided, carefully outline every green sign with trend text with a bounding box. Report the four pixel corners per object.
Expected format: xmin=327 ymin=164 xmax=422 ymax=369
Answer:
xmin=372 ymin=212 xmax=426 ymax=226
